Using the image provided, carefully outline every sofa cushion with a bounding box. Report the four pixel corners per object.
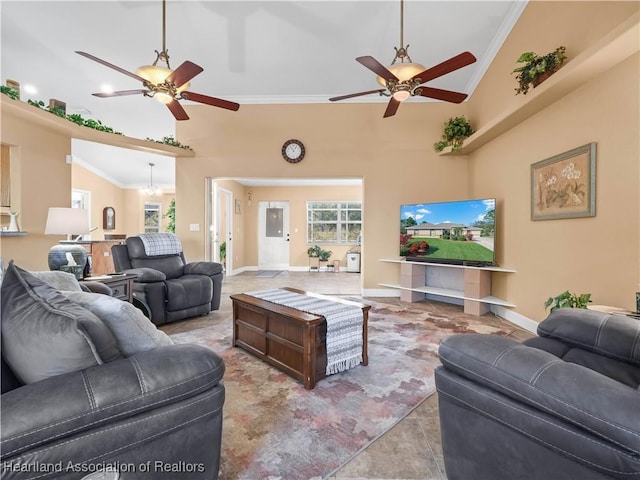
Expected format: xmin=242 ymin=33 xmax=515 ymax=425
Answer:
xmin=63 ymin=291 xmax=173 ymax=356
xmin=0 ymin=262 xmax=121 ymax=384
xmin=30 ymin=270 xmax=83 ymax=292
xmin=166 ymin=275 xmax=213 ymax=312
xmin=538 ymin=308 xmax=640 ymax=367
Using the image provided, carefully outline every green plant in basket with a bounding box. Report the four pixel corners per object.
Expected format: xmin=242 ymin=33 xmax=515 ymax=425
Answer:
xmin=512 ymin=46 xmax=567 ymax=95
xmin=544 ymin=290 xmax=592 ymax=312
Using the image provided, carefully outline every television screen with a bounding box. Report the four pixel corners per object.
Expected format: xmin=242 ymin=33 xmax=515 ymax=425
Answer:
xmin=400 ymin=198 xmax=496 ymax=266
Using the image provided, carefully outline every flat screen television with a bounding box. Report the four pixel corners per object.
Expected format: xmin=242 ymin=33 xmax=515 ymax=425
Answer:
xmin=400 ymin=198 xmax=496 ymax=266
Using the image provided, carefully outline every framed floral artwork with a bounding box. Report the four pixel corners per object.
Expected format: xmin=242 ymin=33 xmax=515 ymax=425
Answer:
xmin=531 ymin=142 xmax=596 ymax=221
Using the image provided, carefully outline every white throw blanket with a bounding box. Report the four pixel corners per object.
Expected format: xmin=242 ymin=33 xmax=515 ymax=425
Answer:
xmin=247 ymin=289 xmax=364 ymax=375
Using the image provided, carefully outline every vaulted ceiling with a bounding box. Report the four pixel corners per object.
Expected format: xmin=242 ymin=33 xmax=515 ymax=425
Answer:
xmin=1 ymin=1 xmax=526 ymax=187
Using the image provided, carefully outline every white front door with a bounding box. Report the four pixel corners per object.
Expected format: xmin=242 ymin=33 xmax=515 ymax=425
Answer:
xmin=213 ymin=184 xmax=233 ymax=272
xmin=258 ymin=201 xmax=290 ymax=270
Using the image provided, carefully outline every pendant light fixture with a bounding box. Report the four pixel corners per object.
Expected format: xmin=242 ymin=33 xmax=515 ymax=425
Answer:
xmin=142 ymin=162 xmax=161 ymax=196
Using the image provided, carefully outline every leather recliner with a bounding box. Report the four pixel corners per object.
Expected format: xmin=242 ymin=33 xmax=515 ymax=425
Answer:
xmin=1 ymin=265 xmax=226 ymax=479
xmin=435 ymin=308 xmax=640 ymax=480
xmin=112 ymin=234 xmax=223 ymax=326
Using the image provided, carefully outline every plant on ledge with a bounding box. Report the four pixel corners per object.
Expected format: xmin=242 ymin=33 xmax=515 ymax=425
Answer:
xmin=544 ymin=290 xmax=592 ymax=312
xmin=433 ymin=116 xmax=474 ymax=152
xmin=0 ymin=86 xmax=19 ymax=100
xmin=512 ymin=46 xmax=567 ymax=95
xmin=145 ymin=135 xmax=193 ymax=151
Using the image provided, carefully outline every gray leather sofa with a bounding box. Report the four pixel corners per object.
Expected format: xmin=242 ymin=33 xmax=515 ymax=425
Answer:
xmin=436 ymin=308 xmax=640 ymax=480
xmin=1 ymin=263 xmax=226 ymax=479
xmin=112 ymin=234 xmax=223 ymax=325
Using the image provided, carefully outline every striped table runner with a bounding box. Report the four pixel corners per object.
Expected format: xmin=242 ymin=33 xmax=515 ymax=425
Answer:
xmin=247 ymin=289 xmax=364 ymax=375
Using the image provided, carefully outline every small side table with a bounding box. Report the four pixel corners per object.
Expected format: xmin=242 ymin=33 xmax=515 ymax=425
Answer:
xmin=588 ymin=305 xmax=634 ymax=314
xmin=83 ymin=273 xmax=137 ymax=303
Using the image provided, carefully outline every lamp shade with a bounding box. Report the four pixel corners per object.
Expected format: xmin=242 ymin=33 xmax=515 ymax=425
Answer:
xmin=45 ymin=208 xmax=90 ymax=235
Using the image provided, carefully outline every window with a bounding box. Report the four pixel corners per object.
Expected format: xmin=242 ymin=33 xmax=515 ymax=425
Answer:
xmin=72 ymin=189 xmax=91 ymax=240
xmin=144 ymin=202 xmax=162 ymax=233
xmin=307 ymin=201 xmax=361 ymax=244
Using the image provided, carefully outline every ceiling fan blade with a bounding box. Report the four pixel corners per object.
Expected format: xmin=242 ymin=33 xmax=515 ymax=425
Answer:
xmin=411 ymin=51 xmax=477 ymax=84
xmin=383 ymin=97 xmax=401 ymax=118
xmin=165 ymin=61 xmax=203 ymax=89
xmin=76 ymin=51 xmax=146 ymax=83
xmin=415 ymin=86 xmax=468 ymax=104
xmin=181 ymin=91 xmax=240 ymax=111
xmin=167 ymin=100 xmax=190 ymax=121
xmin=356 ymin=56 xmax=399 ymax=82
xmin=92 ymin=89 xmax=148 ymax=98
xmin=329 ymin=89 xmax=386 ymax=102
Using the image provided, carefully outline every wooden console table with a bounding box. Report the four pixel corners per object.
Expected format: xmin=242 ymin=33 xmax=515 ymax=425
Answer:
xmin=60 ymin=240 xmax=125 ymax=275
xmin=231 ymin=288 xmax=370 ymax=389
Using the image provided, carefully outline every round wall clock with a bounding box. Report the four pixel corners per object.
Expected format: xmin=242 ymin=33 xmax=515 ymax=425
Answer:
xmin=282 ymin=139 xmax=305 ymax=163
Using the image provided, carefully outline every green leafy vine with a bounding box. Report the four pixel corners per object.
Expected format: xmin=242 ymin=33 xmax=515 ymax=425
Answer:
xmin=145 ymin=135 xmax=193 ymax=151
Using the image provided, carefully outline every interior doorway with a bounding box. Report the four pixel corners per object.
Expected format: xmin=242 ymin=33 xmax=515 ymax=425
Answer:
xmin=258 ymin=201 xmax=290 ymax=270
xmin=211 ymin=182 xmax=233 ymax=272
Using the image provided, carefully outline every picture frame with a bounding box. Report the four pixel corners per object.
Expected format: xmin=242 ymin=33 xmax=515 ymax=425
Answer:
xmin=103 ymin=206 xmax=116 ymax=230
xmin=531 ymin=142 xmax=596 ymax=221
xmin=235 ymin=199 xmax=242 ymax=214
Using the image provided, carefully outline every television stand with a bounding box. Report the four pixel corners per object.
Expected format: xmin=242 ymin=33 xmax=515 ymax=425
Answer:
xmin=378 ymin=259 xmax=516 ymax=316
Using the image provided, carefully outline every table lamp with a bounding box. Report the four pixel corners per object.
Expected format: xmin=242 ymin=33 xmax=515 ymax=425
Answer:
xmin=45 ymin=207 xmax=91 ymax=279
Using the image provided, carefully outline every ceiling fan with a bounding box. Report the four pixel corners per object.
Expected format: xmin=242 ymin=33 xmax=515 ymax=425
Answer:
xmin=329 ymin=0 xmax=477 ymax=118
xmin=75 ymin=0 xmax=239 ymax=121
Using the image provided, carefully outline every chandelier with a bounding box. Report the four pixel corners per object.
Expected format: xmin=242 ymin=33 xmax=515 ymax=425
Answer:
xmin=142 ymin=162 xmax=161 ymax=196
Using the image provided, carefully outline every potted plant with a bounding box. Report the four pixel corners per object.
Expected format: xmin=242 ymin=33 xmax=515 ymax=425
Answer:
xmin=512 ymin=46 xmax=567 ymax=95
xmin=544 ymin=290 xmax=592 ymax=312
xmin=433 ymin=116 xmax=474 ymax=152
xmin=318 ymin=249 xmax=332 ymax=262
xmin=307 ymin=245 xmax=321 ymax=257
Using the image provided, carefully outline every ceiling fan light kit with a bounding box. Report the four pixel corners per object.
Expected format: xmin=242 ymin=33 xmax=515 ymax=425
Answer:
xmin=330 ymin=0 xmax=477 ymax=118
xmin=76 ymin=0 xmax=239 ymax=121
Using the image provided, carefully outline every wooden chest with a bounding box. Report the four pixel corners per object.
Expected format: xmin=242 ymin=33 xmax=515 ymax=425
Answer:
xmin=231 ymin=288 xmax=370 ymax=390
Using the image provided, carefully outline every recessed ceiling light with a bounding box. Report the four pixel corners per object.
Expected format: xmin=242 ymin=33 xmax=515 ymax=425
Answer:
xmin=23 ymin=84 xmax=38 ymax=95
xmin=100 ymin=84 xmax=113 ymax=94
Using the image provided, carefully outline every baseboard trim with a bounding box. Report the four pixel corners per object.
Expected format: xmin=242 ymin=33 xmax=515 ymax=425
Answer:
xmin=491 ymin=305 xmax=538 ymax=333
xmin=363 ymin=288 xmax=400 ymax=297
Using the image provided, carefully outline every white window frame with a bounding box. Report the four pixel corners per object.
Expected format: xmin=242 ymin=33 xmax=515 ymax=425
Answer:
xmin=306 ymin=201 xmax=362 ymax=244
xmin=144 ymin=202 xmax=162 ymax=233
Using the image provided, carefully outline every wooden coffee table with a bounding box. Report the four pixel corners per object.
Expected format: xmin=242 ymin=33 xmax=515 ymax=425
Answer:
xmin=231 ymin=288 xmax=370 ymax=389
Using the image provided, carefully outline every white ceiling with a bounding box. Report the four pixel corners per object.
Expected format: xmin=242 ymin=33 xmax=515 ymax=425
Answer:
xmin=1 ymin=0 xmax=526 ymax=187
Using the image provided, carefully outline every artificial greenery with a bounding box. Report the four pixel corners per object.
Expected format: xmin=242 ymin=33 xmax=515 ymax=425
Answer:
xmin=434 ymin=116 xmax=474 ymax=152
xmin=163 ymin=198 xmax=176 ymax=233
xmin=512 ymin=46 xmax=567 ymax=95
xmin=318 ymin=249 xmax=332 ymax=261
xmin=145 ymin=135 xmax=193 ymax=151
xmin=544 ymin=290 xmax=592 ymax=312
xmin=1 ymin=86 xmax=19 ymax=100
xmin=0 ymin=89 xmax=123 ymax=135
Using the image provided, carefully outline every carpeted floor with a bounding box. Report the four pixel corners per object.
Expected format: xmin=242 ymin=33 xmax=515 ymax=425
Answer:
xmin=170 ymin=299 xmax=516 ymax=480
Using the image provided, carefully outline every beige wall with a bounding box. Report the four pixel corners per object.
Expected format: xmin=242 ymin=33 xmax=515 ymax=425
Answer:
xmin=175 ymin=101 xmax=469 ymax=289
xmin=242 ymin=184 xmax=362 ymax=268
xmin=466 ymin=2 xmax=639 ymax=319
xmin=72 ymin=163 xmax=126 ymax=239
xmin=1 ymin=112 xmax=72 ymax=270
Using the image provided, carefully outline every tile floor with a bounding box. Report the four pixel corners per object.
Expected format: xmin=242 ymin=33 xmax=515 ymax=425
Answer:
xmin=161 ymin=270 xmax=534 ymax=480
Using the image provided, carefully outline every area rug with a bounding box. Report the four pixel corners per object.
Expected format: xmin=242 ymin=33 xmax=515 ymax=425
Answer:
xmin=170 ymin=300 xmax=515 ymax=480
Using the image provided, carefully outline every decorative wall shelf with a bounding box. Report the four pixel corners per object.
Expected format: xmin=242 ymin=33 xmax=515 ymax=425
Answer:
xmin=0 ymin=96 xmax=195 ymax=158
xmin=439 ymin=12 xmax=639 ymax=156
xmin=379 ymin=258 xmax=516 ymax=316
